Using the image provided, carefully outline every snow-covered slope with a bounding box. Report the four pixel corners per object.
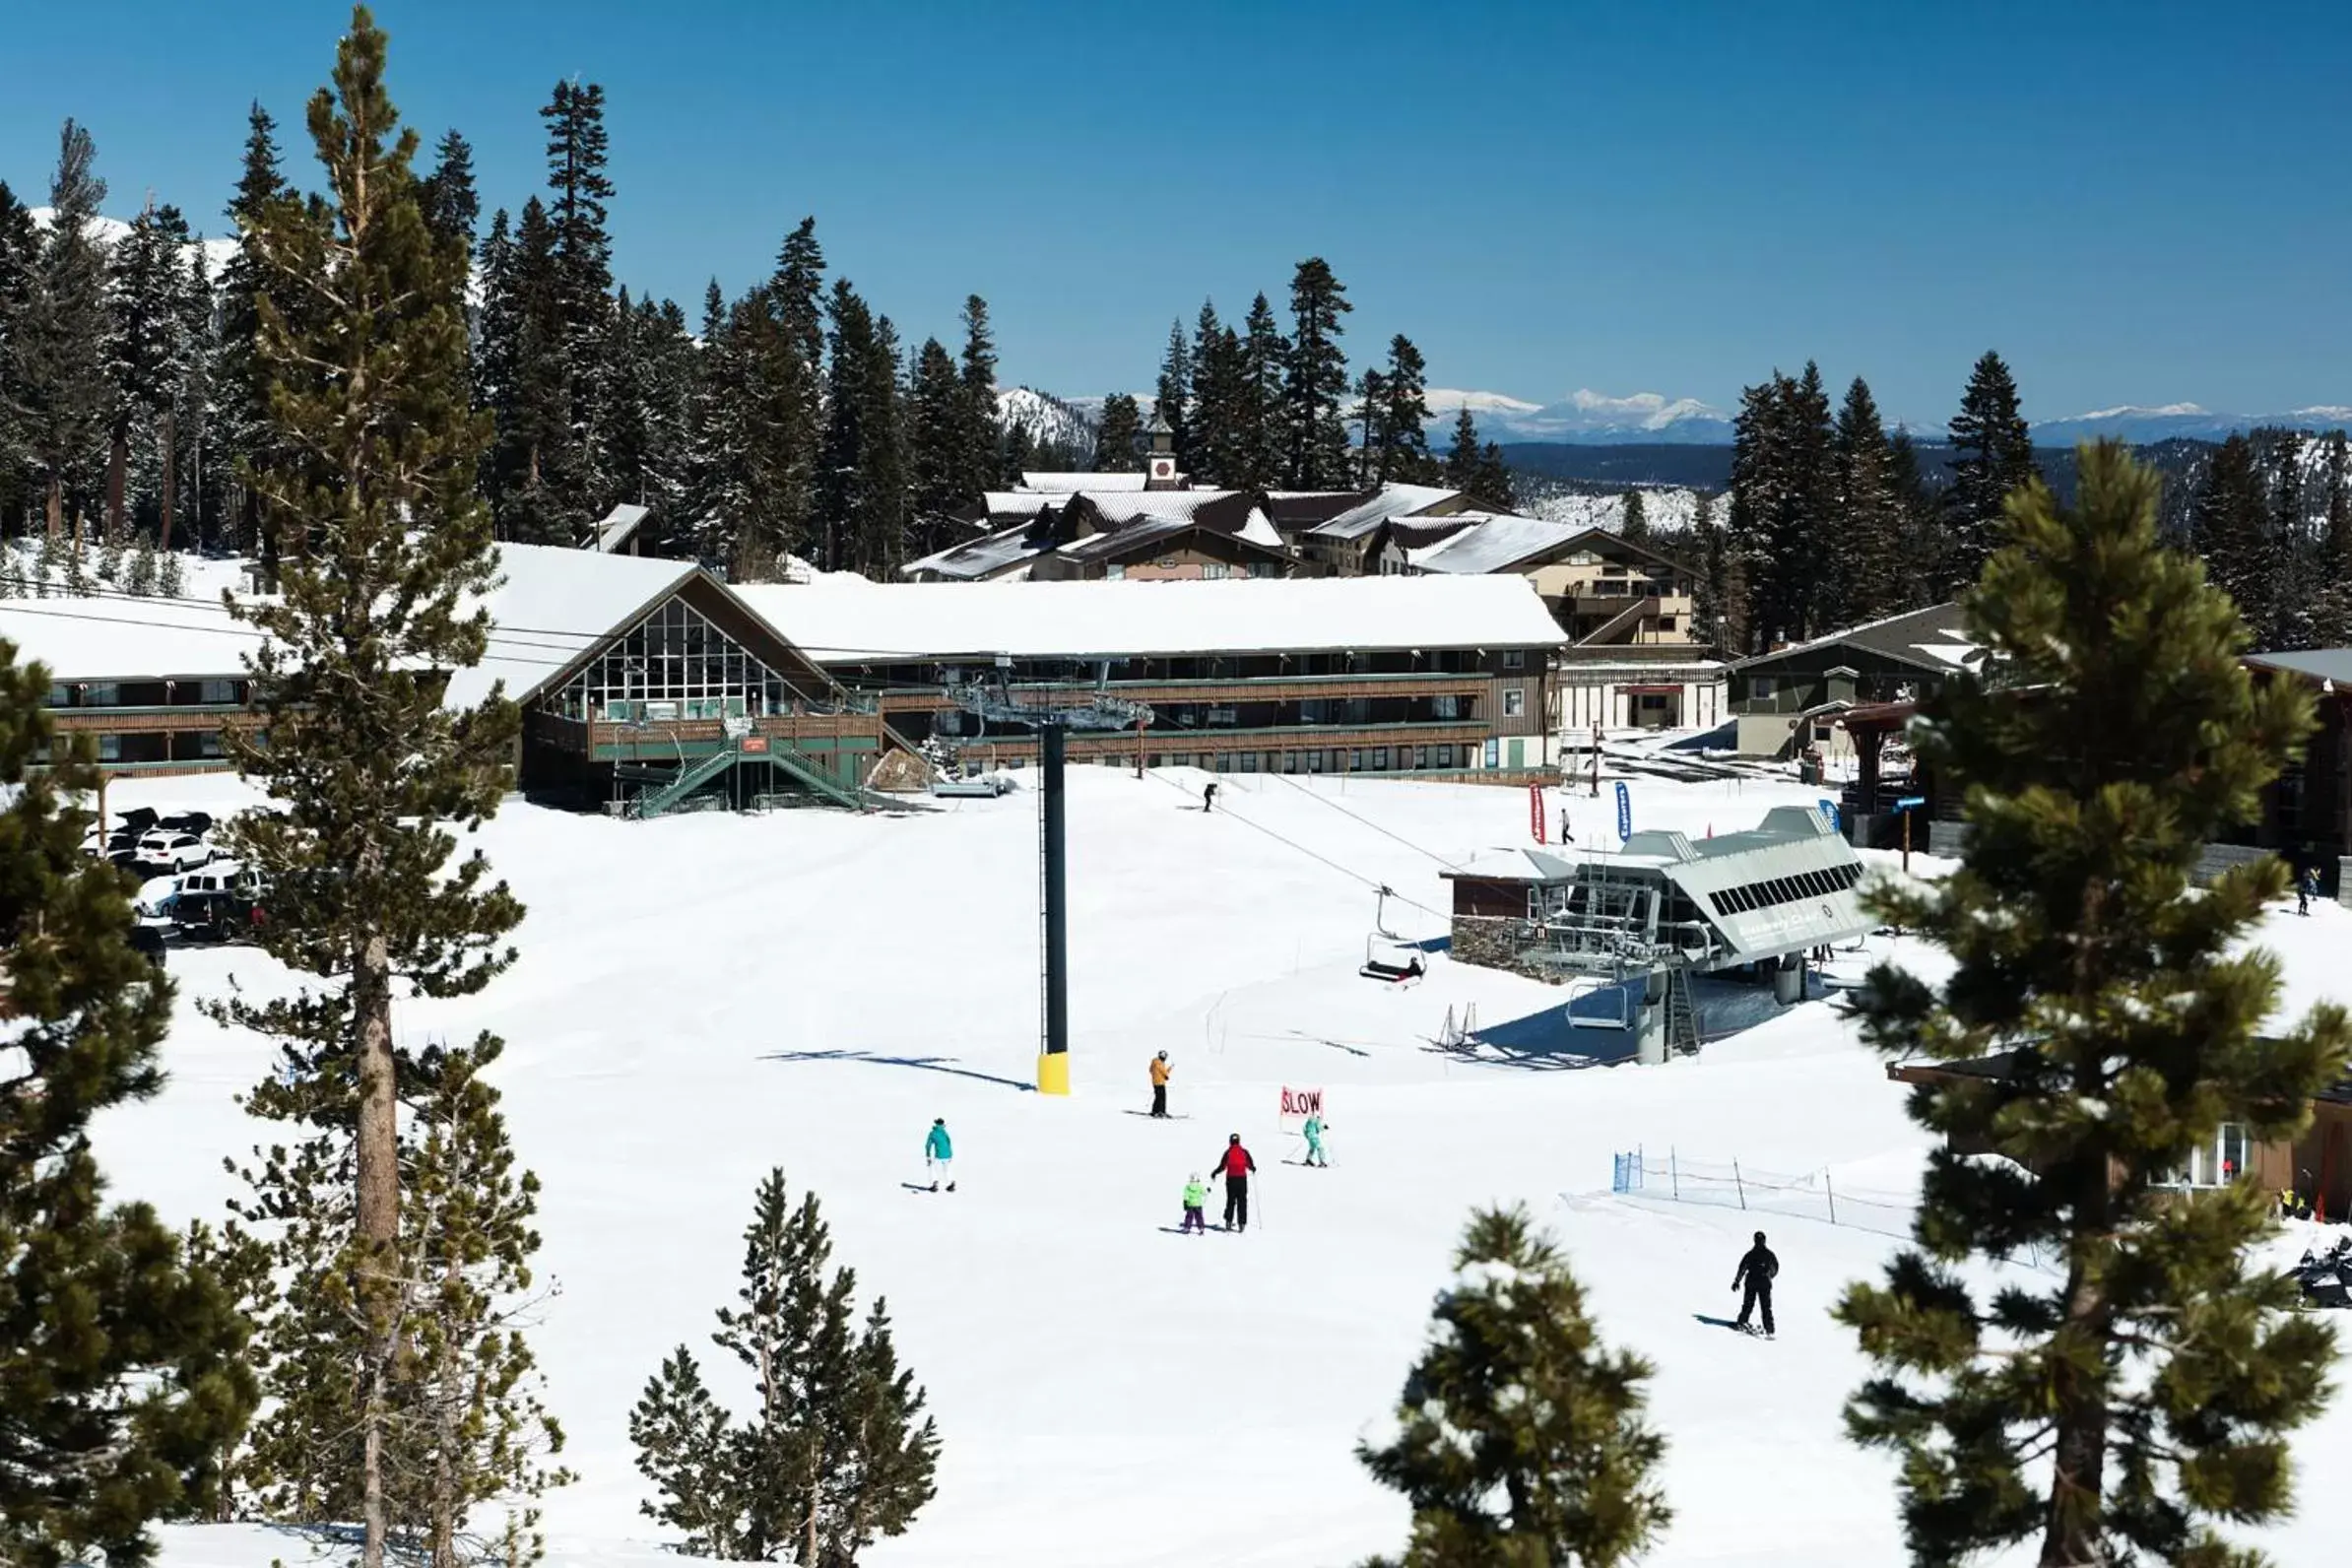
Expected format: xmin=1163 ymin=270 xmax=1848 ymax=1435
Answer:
xmin=93 ymin=766 xmax=2352 ymax=1568
xmin=1521 ymin=485 xmax=1714 ymax=537
xmin=29 ymin=204 xmax=240 ymax=277
xmin=996 ymin=386 xmax=1097 ymax=461
xmin=2034 ymin=403 xmax=2352 ymax=443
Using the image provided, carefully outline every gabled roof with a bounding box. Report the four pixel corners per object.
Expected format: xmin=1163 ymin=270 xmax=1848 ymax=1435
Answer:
xmin=443 ymin=544 xmax=704 ymax=709
xmin=737 ymin=574 xmax=1569 ymax=666
xmin=1309 ymin=483 xmax=1464 ymax=541
xmin=0 ymin=593 xmax=258 ymax=682
xmin=1021 ymin=472 xmax=1146 ymax=493
xmin=2247 ymin=649 xmax=2352 ymax=687
xmin=1729 ymin=602 xmax=1977 ymax=676
xmin=1057 ymin=515 xmax=1292 ymax=566
xmin=1410 ymin=514 xmax=1588 ymax=575
xmin=1442 ymin=847 xmax=1577 ymax=882
xmin=905 ymin=490 xmax=1261 ymax=581
xmin=593 ymin=502 xmax=651 ymax=553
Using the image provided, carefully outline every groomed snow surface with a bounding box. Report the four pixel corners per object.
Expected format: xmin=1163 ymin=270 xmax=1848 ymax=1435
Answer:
xmin=104 ymin=766 xmax=2352 ymax=1567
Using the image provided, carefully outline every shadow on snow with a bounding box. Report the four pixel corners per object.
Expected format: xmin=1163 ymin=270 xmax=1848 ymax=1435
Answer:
xmin=761 ymin=1048 xmax=1037 ymax=1092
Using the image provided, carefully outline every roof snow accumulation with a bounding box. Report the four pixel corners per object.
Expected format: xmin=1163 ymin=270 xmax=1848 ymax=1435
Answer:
xmin=0 ymin=593 xmax=260 ymax=682
xmin=1021 ymin=472 xmax=1146 ymax=493
xmin=442 ymin=544 xmax=702 ymax=710
xmin=1408 ymin=514 xmax=1590 ymax=575
xmin=737 ymin=574 xmax=1567 ymax=665
xmin=1309 ymin=484 xmax=1464 ymax=541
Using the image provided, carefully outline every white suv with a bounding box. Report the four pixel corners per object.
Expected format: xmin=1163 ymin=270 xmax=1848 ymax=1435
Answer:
xmin=134 ymin=830 xmax=213 ymax=875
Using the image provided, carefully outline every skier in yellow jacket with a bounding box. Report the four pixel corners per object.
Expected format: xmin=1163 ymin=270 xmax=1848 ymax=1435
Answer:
xmin=1148 ymin=1051 xmax=1173 ymax=1118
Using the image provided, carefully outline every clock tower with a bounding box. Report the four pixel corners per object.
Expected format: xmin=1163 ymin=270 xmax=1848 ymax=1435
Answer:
xmin=1143 ymin=409 xmax=1182 ymax=490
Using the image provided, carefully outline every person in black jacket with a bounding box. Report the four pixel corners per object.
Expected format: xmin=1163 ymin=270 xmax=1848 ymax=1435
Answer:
xmin=1731 ymin=1230 xmax=1779 ymax=1337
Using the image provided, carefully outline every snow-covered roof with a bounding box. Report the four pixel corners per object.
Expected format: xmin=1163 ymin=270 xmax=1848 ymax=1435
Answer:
xmin=0 ymin=593 xmax=260 ymax=682
xmin=1729 ymin=602 xmax=1976 ymax=675
xmin=908 ymin=490 xmax=1259 ymax=581
xmin=1238 ymin=508 xmax=1283 ymax=550
xmin=978 ymin=491 xmax=1061 ymax=517
xmin=1443 ymin=847 xmax=1577 ymax=882
xmin=738 ymin=574 xmax=1568 ymax=665
xmin=2247 ymin=649 xmax=2352 ymax=687
xmin=594 ymin=503 xmax=651 ymax=553
xmin=1409 ymin=514 xmax=1589 ymax=575
xmin=1021 ymin=472 xmax=1145 ymax=493
xmin=443 ymin=545 xmax=702 ymax=710
xmin=1308 ymin=483 xmax=1464 ymax=541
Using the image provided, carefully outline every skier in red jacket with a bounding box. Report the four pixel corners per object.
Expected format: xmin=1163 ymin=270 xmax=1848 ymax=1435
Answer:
xmin=1211 ymin=1133 xmax=1258 ymax=1231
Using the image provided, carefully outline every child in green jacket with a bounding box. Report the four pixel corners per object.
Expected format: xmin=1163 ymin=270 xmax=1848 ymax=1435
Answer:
xmin=1179 ymin=1172 xmax=1208 ymax=1233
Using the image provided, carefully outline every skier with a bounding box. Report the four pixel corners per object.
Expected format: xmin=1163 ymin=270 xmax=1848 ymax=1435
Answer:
xmin=1203 ymin=780 xmax=1219 ymax=814
xmin=1179 ymin=1171 xmax=1208 ymax=1234
xmin=1731 ymin=1229 xmax=1778 ymax=1338
xmin=2299 ymin=866 xmax=2319 ymax=916
xmin=1149 ymin=1050 xmax=1172 ymax=1118
xmin=1301 ymin=1110 xmax=1330 ymax=1168
xmin=924 ymin=1118 xmax=955 ymax=1193
xmin=1211 ymin=1133 xmax=1257 ymax=1231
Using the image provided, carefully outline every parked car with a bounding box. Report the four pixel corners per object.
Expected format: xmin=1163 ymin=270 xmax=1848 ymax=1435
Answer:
xmin=133 ymin=830 xmax=212 ymax=874
xmin=173 ymin=887 xmax=267 ymax=945
xmin=156 ymin=810 xmax=215 ymax=836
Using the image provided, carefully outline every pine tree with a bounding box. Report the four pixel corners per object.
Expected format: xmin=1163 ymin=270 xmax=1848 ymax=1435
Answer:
xmin=1837 ymin=441 xmax=2350 ymax=1568
xmin=2263 ymin=427 xmax=2310 ymax=650
xmin=400 ymin=1038 xmax=573 ymax=1567
xmin=164 ymin=234 xmax=216 ymax=554
xmin=485 ymin=197 xmax=565 ymax=544
xmin=1689 ymin=490 xmax=1740 ymax=652
xmin=904 ymin=337 xmax=963 ymax=554
xmin=1280 ymin=258 xmax=1351 ymax=489
xmin=126 ymin=536 xmax=157 ymax=596
xmin=157 ymin=544 xmax=184 ymax=598
xmin=2310 ymin=432 xmax=2352 ymax=646
xmin=955 ymin=294 xmax=998 ymax=505
xmin=1094 ymin=392 xmax=1143 ymax=474
xmin=1618 ymin=489 xmax=1649 ymax=544
xmin=857 ymin=312 xmax=907 ymax=578
xmin=418 ymin=129 xmax=480 ymax=256
xmin=1236 ymin=293 xmax=1286 ymax=491
xmin=1830 ymin=376 xmax=1910 ymax=625
xmin=1186 ymin=300 xmax=1231 ymax=484
xmin=631 ymin=1170 xmax=939 ymax=1564
xmin=11 ymin=120 xmax=110 ymax=547
xmin=209 ymin=15 xmax=527 ymax=1566
xmin=104 ymin=203 xmax=200 ymax=549
xmin=1471 ymin=440 xmax=1517 ymax=511
xmin=1369 ymin=335 xmax=1436 ymax=485
xmin=1154 ymin=317 xmax=1191 ymax=472
xmin=1442 ymin=407 xmax=1480 ymax=491
xmin=0 ymin=183 xmax=36 ymax=531
xmin=681 ymin=281 xmax=754 ymax=568
xmin=540 ymin=79 xmax=617 ymax=527
xmin=2189 ymin=432 xmax=2277 ymax=645
xmin=1358 ymin=1206 xmax=1668 ymax=1568
xmin=217 ymin=104 xmax=293 ymax=558
xmin=0 ymin=637 xmax=257 ymax=1566
xmin=1942 ymin=350 xmax=2037 ymax=593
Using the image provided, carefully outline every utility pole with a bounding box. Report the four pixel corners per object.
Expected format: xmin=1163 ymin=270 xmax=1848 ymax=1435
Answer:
xmin=947 ymin=664 xmax=1152 ymax=1094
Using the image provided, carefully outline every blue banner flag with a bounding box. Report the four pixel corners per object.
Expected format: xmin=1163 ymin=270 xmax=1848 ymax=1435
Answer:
xmin=1614 ymin=781 xmax=1632 ymax=842
xmin=1818 ymin=797 xmax=1840 ymax=831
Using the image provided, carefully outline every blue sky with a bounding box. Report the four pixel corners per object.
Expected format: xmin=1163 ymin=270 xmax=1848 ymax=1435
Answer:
xmin=3 ymin=0 xmax=2347 ymax=428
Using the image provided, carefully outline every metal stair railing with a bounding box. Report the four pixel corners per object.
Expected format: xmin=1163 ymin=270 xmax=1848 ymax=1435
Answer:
xmin=626 ymin=746 xmax=743 ymax=819
xmin=754 ymin=743 xmax=866 ymax=811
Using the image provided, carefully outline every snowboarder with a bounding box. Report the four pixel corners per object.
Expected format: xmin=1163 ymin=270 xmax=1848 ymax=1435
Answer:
xmin=1301 ymin=1110 xmax=1330 ymax=1167
xmin=2299 ymin=866 xmax=2319 ymax=916
xmin=1179 ymin=1171 xmax=1208 ymax=1234
xmin=1203 ymin=780 xmax=1219 ymax=814
xmin=1149 ymin=1050 xmax=1172 ymax=1118
xmin=1731 ymin=1229 xmax=1778 ymax=1337
xmin=1212 ymin=1133 xmax=1257 ymax=1230
xmin=924 ymin=1118 xmax=954 ymax=1193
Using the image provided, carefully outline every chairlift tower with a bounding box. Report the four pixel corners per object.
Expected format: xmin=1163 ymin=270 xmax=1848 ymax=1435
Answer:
xmin=946 ymin=661 xmax=1152 ymax=1094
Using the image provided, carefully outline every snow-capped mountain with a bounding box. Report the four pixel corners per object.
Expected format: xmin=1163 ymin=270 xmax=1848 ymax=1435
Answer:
xmin=29 ymin=205 xmax=241 ymax=277
xmin=995 ymin=386 xmax=1097 ymax=462
xmin=2033 ymin=404 xmax=2352 ymax=444
xmin=1430 ymin=387 xmax=1732 ymax=445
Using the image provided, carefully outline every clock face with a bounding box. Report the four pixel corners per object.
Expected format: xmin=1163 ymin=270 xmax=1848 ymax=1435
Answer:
xmin=1151 ymin=459 xmax=1174 ymax=478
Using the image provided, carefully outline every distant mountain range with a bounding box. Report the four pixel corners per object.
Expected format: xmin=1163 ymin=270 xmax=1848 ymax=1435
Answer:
xmin=1426 ymin=388 xmax=1733 ymax=445
xmin=2026 ymin=404 xmax=2352 ymax=444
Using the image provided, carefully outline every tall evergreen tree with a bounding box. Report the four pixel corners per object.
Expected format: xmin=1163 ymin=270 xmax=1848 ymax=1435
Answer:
xmin=1186 ymin=300 xmax=1233 ymax=485
xmin=1689 ymin=490 xmax=1740 ymax=652
xmin=907 ymin=337 xmax=965 ymax=552
xmin=681 ymin=281 xmax=754 ymax=568
xmin=1838 ymin=441 xmax=2349 ymax=1568
xmin=0 ymin=640 xmax=257 ymax=1567
xmin=631 ymin=1170 xmax=939 ymax=1564
xmin=1830 ymin=375 xmax=1909 ymax=625
xmin=955 ymin=294 xmax=997 ymax=505
xmin=2309 ymin=430 xmax=2352 ymax=647
xmin=217 ymin=104 xmax=293 ymax=557
xmin=1618 ymin=488 xmax=1649 ymax=545
xmin=1358 ymin=1206 xmax=1668 ymax=1568
xmin=417 ymin=129 xmax=480 ymax=258
xmin=1153 ymin=317 xmax=1191 ymax=472
xmin=1728 ymin=366 xmax=1835 ymax=649
xmin=816 ymin=280 xmax=906 ymax=577
xmin=1368 ymin=335 xmax=1435 ymax=484
xmin=1235 ymin=293 xmax=1285 ymax=491
xmin=211 ymin=14 xmax=526 ymax=1565
xmin=484 ymin=198 xmax=565 ymax=543
xmin=1442 ymin=406 xmax=1481 ymax=491
xmin=103 ymin=203 xmax=199 ymax=548
xmin=10 ymin=120 xmax=110 ymax=546
xmin=1279 ymin=258 xmax=1351 ymax=489
xmin=1093 ymin=391 xmax=1143 ymax=474
xmin=1471 ymin=439 xmax=1517 ymax=511
xmin=538 ymin=78 xmax=617 ymax=532
xmin=2263 ymin=427 xmax=2311 ymax=650
xmin=0 ymin=182 xmax=36 ymax=533
xmin=2189 ymin=432 xmax=2277 ymax=644
xmin=1942 ymin=350 xmax=2036 ymax=593
xmin=758 ymin=218 xmax=826 ymax=557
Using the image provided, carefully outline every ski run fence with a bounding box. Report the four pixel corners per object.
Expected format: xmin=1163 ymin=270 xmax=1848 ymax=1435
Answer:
xmin=1609 ymin=1148 xmax=2059 ymax=1273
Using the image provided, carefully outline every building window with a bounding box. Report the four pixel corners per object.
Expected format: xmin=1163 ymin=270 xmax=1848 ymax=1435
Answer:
xmin=98 ymin=734 xmax=122 ymax=762
xmin=1349 ymin=750 xmax=1364 ymax=771
xmin=1240 ymin=751 xmax=1259 ymax=772
xmin=1503 ymin=648 xmax=1525 ymax=671
xmin=1752 ymin=677 xmax=1776 ymax=701
xmin=45 ymin=683 xmax=69 ymax=707
xmin=1372 ymin=748 xmax=1390 ymax=770
xmin=2162 ymin=1124 xmax=2254 ymax=1189
xmin=1105 ymin=563 xmax=1126 ymax=580
xmin=1433 ymin=694 xmax=1461 ymax=720
xmin=196 ymin=730 xmax=225 ymax=758
xmin=1251 ymin=563 xmax=1279 ymax=578
xmin=553 ymin=594 xmax=804 ymax=723
xmin=1413 ymin=746 xmax=1429 ymax=769
xmin=1201 ymin=562 xmax=1230 ymax=580
xmin=1639 ymin=693 xmax=1668 ymax=711
xmin=1503 ymin=687 xmax=1526 ymax=718
xmin=84 ymin=682 xmax=120 ymax=707
xmin=1438 ymin=744 xmax=1456 ymax=767
xmin=1657 ymin=616 xmax=1677 ymax=632
xmin=199 ymin=678 xmax=238 ymax=704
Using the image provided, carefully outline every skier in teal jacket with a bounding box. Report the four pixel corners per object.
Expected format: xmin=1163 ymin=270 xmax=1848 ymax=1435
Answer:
xmin=925 ymin=1118 xmax=955 ymax=1193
